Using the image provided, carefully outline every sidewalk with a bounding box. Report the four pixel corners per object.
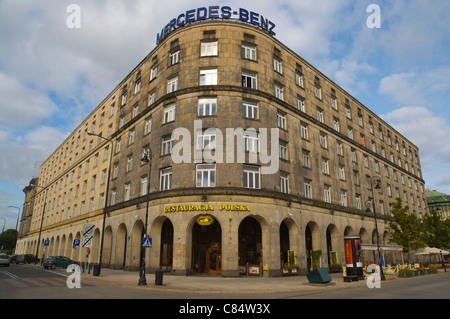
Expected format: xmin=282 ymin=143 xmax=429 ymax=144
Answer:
xmin=80 ymin=268 xmax=371 ymax=294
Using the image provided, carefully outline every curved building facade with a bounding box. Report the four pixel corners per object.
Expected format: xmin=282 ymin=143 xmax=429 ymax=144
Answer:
xmin=16 ymin=19 xmax=427 ymax=277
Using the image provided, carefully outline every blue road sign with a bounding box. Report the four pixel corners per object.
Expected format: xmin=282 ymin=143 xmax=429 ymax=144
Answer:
xmin=73 ymin=239 xmax=80 ymax=247
xmin=44 ymin=239 xmax=50 ymax=247
xmin=142 ymin=237 xmax=152 ymax=248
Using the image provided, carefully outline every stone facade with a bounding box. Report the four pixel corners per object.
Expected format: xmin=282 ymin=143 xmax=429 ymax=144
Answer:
xmin=15 ymin=20 xmax=426 ymax=276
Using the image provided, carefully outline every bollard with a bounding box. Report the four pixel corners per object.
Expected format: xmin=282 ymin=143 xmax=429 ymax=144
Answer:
xmin=155 ymin=270 xmax=164 ymax=285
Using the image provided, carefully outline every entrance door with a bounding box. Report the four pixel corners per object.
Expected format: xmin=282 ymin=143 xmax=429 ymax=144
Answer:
xmin=206 ymin=249 xmax=221 ymax=274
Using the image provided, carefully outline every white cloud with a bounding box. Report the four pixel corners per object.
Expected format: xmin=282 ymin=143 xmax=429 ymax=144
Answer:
xmin=0 ymin=126 xmax=68 ymax=186
xmin=0 ymin=72 xmax=58 ymax=127
xmin=381 ymin=106 xmax=450 ymax=194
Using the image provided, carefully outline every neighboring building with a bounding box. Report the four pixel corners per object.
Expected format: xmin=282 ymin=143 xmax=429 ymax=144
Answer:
xmin=426 ymin=189 xmax=450 ymax=220
xmin=15 ymin=15 xmax=427 ymax=276
xmin=18 ymin=178 xmax=39 ymax=239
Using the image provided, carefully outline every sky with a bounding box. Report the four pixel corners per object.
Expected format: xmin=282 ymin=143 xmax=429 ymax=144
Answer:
xmin=0 ymin=0 xmax=449 ymax=231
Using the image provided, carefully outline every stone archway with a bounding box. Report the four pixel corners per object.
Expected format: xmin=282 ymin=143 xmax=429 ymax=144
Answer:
xmin=114 ymin=223 xmax=127 ymax=269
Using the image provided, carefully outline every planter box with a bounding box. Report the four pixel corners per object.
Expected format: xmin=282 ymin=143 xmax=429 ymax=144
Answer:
xmin=282 ymin=268 xmax=299 ymax=276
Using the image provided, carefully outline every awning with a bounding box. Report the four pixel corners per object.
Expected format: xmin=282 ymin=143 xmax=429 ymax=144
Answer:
xmin=360 ymin=244 xmax=403 ymax=252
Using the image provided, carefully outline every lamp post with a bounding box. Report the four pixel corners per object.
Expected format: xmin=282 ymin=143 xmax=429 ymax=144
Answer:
xmin=0 ymin=217 xmax=6 ymax=233
xmin=8 ymin=206 xmax=21 ymax=232
xmin=366 ymin=176 xmax=386 ymax=281
xmin=32 ymin=185 xmax=48 ymax=263
xmin=138 ymin=147 xmax=152 ymax=286
xmin=87 ymin=131 xmax=114 ymax=276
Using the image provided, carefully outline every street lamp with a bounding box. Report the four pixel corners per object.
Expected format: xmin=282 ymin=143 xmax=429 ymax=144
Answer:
xmin=8 ymin=206 xmax=21 ymax=232
xmin=0 ymin=217 xmax=6 ymax=233
xmin=366 ymin=176 xmax=386 ymax=281
xmin=31 ymin=184 xmax=48 ymax=263
xmin=138 ymin=147 xmax=152 ymax=286
xmin=87 ymin=131 xmax=114 ymax=276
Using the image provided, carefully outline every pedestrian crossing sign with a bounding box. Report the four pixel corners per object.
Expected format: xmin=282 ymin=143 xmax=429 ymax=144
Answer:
xmin=142 ymin=237 xmax=152 ymax=248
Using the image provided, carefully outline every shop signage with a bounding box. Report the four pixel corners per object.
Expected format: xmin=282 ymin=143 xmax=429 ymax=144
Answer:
xmin=196 ymin=215 xmax=214 ymax=226
xmin=164 ymin=203 xmax=250 ymax=213
xmin=156 ymin=6 xmax=276 ymax=45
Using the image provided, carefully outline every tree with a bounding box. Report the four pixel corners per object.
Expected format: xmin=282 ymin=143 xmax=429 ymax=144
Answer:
xmin=387 ymin=197 xmax=426 ymax=261
xmin=0 ymin=229 xmax=18 ymax=253
xmin=421 ymin=209 xmax=450 ymax=250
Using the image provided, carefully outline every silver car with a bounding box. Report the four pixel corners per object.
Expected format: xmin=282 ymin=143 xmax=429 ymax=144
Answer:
xmin=0 ymin=254 xmax=10 ymax=267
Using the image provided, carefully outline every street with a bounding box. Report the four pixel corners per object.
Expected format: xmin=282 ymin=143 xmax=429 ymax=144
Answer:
xmin=1 ymin=263 xmax=449 ymax=300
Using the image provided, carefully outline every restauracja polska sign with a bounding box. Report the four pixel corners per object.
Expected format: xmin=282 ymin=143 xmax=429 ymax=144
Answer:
xmin=164 ymin=203 xmax=250 ymax=213
xmin=156 ymin=6 xmax=276 ymax=45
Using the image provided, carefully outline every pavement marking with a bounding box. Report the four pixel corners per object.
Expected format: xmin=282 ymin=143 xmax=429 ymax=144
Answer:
xmin=0 ymin=271 xmax=19 ymax=279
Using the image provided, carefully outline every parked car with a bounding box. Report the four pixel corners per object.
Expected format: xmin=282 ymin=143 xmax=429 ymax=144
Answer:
xmin=9 ymin=255 xmax=18 ymax=263
xmin=43 ymin=256 xmax=77 ymax=269
xmin=0 ymin=254 xmax=10 ymax=267
xmin=16 ymin=254 xmax=40 ymax=264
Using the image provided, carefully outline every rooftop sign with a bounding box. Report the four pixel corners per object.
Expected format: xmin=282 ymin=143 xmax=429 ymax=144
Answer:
xmin=156 ymin=6 xmax=276 ymax=45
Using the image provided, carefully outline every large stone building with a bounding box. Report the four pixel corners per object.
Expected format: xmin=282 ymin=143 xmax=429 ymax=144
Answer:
xmin=425 ymin=189 xmax=450 ymax=220
xmin=16 ymin=13 xmax=427 ymax=276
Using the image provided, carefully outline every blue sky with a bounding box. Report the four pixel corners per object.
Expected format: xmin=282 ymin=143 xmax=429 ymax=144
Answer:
xmin=0 ymin=0 xmax=449 ymax=231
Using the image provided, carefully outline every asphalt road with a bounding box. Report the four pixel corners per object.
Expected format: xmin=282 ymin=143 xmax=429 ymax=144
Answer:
xmin=1 ymin=263 xmax=449 ymax=300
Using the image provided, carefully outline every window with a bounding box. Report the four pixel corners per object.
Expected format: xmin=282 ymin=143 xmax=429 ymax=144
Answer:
xmin=242 ymin=101 xmax=258 ymax=119
xmin=196 ymin=164 xmax=216 ymax=187
xmin=304 ymin=179 xmax=312 ymax=199
xmin=162 ymin=135 xmax=173 ymax=155
xmin=124 ymin=183 xmax=131 ymax=201
xmin=348 ymin=127 xmax=353 ymax=140
xmin=242 ymin=72 xmax=257 ymax=89
xmin=126 ymin=156 xmax=133 ymax=173
xmin=243 ymin=165 xmax=260 ymax=189
xmin=315 ymin=86 xmax=322 ymax=99
xmin=363 ymin=155 xmax=369 ymax=168
xmin=242 ymin=44 xmax=256 ymax=60
xmin=345 ymin=106 xmax=351 ymax=119
xmin=140 ymin=176 xmax=148 ymax=196
xmin=280 ymin=172 xmax=289 ymax=194
xmin=201 ymin=41 xmax=218 ymax=57
xmin=129 ymin=129 xmax=135 ymax=145
xmin=121 ymin=92 xmax=127 ymax=107
xmin=316 ymin=107 xmax=324 ymax=123
xmin=331 ymin=97 xmax=337 ymax=110
xmin=144 ymin=117 xmax=152 ymax=135
xmin=273 ymin=58 xmax=282 ymax=74
xmin=198 ymin=98 xmax=217 ymax=116
xmin=340 ymin=190 xmax=347 ymax=207
xmin=111 ymin=189 xmax=116 ymax=205
xmin=160 ymin=167 xmax=172 ymax=191
xmin=113 ymin=162 xmax=119 ymax=179
xmin=300 ymin=123 xmax=309 ymax=140
xmin=333 ymin=118 xmax=340 ymax=132
xmin=274 ymin=84 xmax=284 ymax=100
xmin=167 ymin=77 xmax=178 ymax=93
xmin=324 ymin=185 xmax=331 ymax=203
xmin=322 ymin=158 xmax=329 ymax=175
xmin=356 ymin=194 xmax=361 ymax=209
xmin=164 ymin=104 xmax=176 ymax=123
xmin=319 ymin=132 xmax=327 ymax=149
xmin=302 ymin=149 xmax=310 ymax=168
xmin=297 ymin=97 xmax=305 ymax=112
xmin=243 ymin=131 xmax=258 ymax=153
xmin=336 ymin=141 xmax=343 ymax=156
xmin=353 ymin=170 xmax=360 ymax=185
xmin=169 ymin=50 xmax=180 ymax=65
xmin=132 ymin=105 xmax=139 ymax=118
xmin=119 ymin=116 xmax=125 ymax=129
xmin=197 ymin=130 xmax=216 ymax=150
xmin=200 ymin=69 xmax=217 ymax=85
xmin=277 ymin=112 xmax=286 ymax=129
xmin=338 ymin=165 xmax=345 ymax=180
xmin=148 ymin=92 xmax=156 ymax=106
xmin=296 ymin=73 xmax=304 ymax=87
xmin=279 ymin=140 xmax=288 ymax=160
xmin=134 ymin=79 xmax=141 ymax=95
xmin=150 ymin=65 xmax=158 ymax=81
